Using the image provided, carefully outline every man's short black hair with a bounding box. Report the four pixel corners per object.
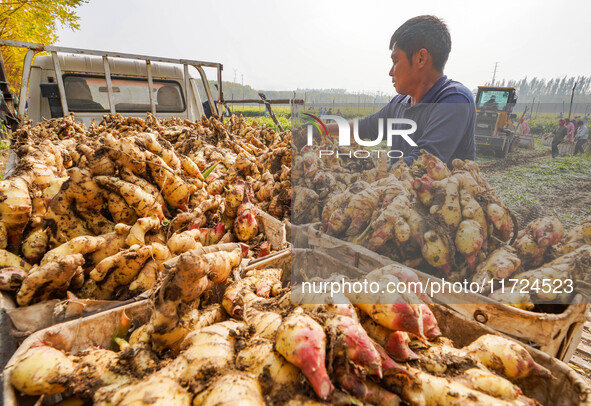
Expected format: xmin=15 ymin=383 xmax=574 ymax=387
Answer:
xmin=389 ymin=15 xmax=452 ymax=72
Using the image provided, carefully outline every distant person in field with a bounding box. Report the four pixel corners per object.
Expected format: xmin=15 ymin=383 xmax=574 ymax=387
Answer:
xmin=584 ymin=113 xmax=589 ymax=124
xmin=520 ymin=119 xmax=530 ymax=135
xmin=327 ymin=108 xmax=333 ymax=115
xmin=574 ymin=120 xmax=588 ymax=155
xmin=552 ymin=119 xmax=567 ymax=158
xmin=557 ymin=112 xmax=563 ymax=119
xmin=324 ymin=15 xmax=476 ymax=167
xmin=336 ymin=109 xmax=343 ymax=116
xmin=565 ymin=118 xmax=576 ymax=142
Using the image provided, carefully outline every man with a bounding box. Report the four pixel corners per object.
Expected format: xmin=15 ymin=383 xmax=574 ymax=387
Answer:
xmin=326 ymin=15 xmax=475 ymax=167
xmin=574 ymin=120 xmax=588 ymax=155
xmin=482 ymin=95 xmax=498 ymax=111
xmin=552 ymin=119 xmax=567 ymax=158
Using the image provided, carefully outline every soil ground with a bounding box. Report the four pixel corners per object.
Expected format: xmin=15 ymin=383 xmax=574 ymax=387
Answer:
xmin=477 ymin=142 xmax=591 ymax=231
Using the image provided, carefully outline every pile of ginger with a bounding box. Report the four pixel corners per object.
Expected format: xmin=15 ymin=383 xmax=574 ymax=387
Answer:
xmin=0 ymin=113 xmax=291 ymax=306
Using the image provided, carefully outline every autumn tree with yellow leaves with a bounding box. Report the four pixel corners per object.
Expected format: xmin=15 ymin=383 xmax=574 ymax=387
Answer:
xmin=0 ymin=0 xmax=87 ymax=92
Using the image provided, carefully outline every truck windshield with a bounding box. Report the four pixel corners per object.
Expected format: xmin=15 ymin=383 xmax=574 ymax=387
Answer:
xmin=477 ymin=90 xmax=510 ymax=112
xmin=63 ymin=75 xmax=185 ymax=113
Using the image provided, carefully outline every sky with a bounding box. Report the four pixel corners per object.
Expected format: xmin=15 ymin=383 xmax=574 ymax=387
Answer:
xmin=56 ymin=0 xmax=591 ymax=95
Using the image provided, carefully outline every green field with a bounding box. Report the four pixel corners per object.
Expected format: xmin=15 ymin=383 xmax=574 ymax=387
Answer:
xmin=228 ymin=104 xmax=385 ymax=131
xmin=227 ymin=105 xmax=589 ymax=135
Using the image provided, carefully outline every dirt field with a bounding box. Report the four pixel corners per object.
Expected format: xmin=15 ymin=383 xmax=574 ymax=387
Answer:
xmin=478 ymin=143 xmax=591 ymax=231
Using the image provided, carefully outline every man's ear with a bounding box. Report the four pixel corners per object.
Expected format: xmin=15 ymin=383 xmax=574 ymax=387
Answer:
xmin=416 ymin=48 xmax=429 ymax=68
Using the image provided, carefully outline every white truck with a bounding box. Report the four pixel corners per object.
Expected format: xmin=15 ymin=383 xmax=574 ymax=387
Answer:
xmin=0 ymin=39 xmax=224 ymax=129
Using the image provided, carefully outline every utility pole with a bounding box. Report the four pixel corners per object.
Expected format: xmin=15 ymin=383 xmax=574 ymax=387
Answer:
xmin=233 ymin=69 xmax=237 ymax=83
xmin=568 ymin=82 xmax=577 ymax=120
xmin=241 ymin=74 xmax=244 ymax=99
xmin=491 ymin=62 xmax=499 ymax=86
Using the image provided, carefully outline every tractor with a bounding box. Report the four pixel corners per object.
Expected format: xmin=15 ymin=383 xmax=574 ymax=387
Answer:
xmin=474 ymin=86 xmax=519 ymax=157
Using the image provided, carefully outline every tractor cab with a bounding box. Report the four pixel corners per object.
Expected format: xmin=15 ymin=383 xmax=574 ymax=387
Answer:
xmin=474 ymin=86 xmax=518 ymax=157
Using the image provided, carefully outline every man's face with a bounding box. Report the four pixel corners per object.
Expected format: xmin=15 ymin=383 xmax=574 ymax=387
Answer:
xmin=389 ymin=46 xmax=417 ymax=95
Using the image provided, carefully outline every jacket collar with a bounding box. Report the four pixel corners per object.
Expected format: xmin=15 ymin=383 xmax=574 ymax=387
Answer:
xmin=418 ymin=75 xmax=448 ymax=103
xmin=400 ymin=75 xmax=448 ymax=106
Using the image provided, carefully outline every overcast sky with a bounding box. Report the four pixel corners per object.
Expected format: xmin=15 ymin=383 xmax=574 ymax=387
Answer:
xmin=56 ymin=0 xmax=590 ymax=96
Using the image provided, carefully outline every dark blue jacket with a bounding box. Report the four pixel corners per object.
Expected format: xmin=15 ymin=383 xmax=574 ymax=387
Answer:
xmin=358 ymin=76 xmax=476 ymax=166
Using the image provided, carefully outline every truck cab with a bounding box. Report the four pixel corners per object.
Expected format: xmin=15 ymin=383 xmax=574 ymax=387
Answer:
xmin=29 ymin=55 xmax=205 ymax=126
xmin=0 ymin=39 xmax=224 ymax=128
xmin=474 ymin=86 xmax=518 ymax=157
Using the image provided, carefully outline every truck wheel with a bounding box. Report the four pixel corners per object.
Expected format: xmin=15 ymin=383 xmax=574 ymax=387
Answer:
xmin=509 ymin=136 xmax=518 ymax=152
xmin=494 ymin=147 xmax=508 ymax=158
xmin=497 ymin=141 xmax=511 ymax=158
xmin=502 ymin=146 xmax=510 ymax=158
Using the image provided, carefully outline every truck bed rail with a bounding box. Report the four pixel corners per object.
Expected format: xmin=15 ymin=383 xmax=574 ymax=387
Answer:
xmin=0 ymin=39 xmax=223 ymax=121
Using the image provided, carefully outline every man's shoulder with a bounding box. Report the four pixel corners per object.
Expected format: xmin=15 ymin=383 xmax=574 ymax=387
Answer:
xmin=385 ymin=78 xmax=474 ymax=106
xmin=390 ymin=94 xmax=409 ymax=104
xmin=381 ymin=94 xmax=410 ymax=111
xmin=436 ymin=79 xmax=474 ymax=103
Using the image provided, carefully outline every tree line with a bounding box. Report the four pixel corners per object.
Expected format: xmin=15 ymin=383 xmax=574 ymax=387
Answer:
xmin=487 ymin=76 xmax=591 ymax=103
xmin=205 ymin=81 xmax=393 ymax=106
